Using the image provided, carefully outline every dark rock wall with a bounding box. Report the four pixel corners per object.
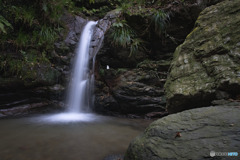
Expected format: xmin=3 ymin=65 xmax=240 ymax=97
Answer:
xmin=94 ymin=0 xmax=224 ymax=116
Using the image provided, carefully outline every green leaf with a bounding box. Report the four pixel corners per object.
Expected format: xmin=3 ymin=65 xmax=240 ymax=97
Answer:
xmin=0 ymin=23 xmax=7 ymax=33
xmin=0 ymin=15 xmax=13 ymax=34
xmin=42 ymin=3 xmax=48 ymax=12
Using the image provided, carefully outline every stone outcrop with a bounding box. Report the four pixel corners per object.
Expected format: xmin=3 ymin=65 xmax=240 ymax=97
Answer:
xmin=60 ymin=10 xmax=120 ymax=77
xmin=0 ymin=83 xmax=65 ymax=117
xmin=165 ymin=0 xmax=240 ymax=113
xmin=94 ymin=0 xmax=225 ymax=116
xmin=0 ymin=56 xmax=62 ymax=117
xmin=62 ymin=9 xmax=120 ymax=61
xmin=94 ymin=60 xmax=170 ymax=117
xmin=124 ymin=105 xmax=240 ymax=160
xmin=62 ymin=14 xmax=88 ymax=47
xmin=90 ymin=10 xmax=121 ymax=59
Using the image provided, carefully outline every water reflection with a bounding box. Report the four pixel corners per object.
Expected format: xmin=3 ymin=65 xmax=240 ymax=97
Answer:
xmin=0 ymin=114 xmax=152 ymax=160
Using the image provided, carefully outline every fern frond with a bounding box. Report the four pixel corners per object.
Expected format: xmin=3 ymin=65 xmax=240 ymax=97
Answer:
xmin=152 ymin=10 xmax=170 ymax=35
xmin=110 ymin=19 xmax=136 ymax=48
xmin=0 ymin=15 xmax=13 ymax=34
xmin=129 ymin=38 xmax=146 ymax=57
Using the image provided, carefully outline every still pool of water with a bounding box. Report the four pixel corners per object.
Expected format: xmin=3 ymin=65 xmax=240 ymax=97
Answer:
xmin=0 ymin=113 xmax=152 ymax=160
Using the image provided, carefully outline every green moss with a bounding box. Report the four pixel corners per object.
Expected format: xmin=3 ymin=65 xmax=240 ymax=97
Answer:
xmin=0 ymin=49 xmax=59 ymax=86
xmin=116 ymin=68 xmax=127 ymax=74
xmin=99 ymin=68 xmax=105 ymax=77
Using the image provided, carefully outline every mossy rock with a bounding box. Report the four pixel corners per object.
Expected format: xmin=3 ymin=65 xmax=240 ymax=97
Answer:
xmin=0 ymin=50 xmax=60 ymax=88
xmin=21 ymin=62 xmax=60 ymax=87
xmin=164 ymin=0 xmax=240 ymax=113
xmin=125 ymin=105 xmax=240 ymax=160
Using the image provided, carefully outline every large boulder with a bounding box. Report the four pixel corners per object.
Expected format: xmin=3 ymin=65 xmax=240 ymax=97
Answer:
xmin=125 ymin=105 xmax=240 ymax=160
xmin=165 ymin=0 xmax=240 ymax=113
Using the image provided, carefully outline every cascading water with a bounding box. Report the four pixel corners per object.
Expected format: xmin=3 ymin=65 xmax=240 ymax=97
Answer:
xmin=67 ymin=21 xmax=97 ymax=113
xmin=40 ymin=21 xmax=98 ymax=123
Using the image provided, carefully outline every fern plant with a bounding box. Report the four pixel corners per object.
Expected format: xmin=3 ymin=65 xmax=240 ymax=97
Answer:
xmin=110 ymin=19 xmax=136 ymax=48
xmin=152 ymin=9 xmax=170 ymax=35
xmin=0 ymin=15 xmax=13 ymax=34
xmin=129 ymin=38 xmax=146 ymax=57
xmin=0 ymin=0 xmax=70 ymax=78
xmin=10 ymin=6 xmax=36 ymax=27
xmin=110 ymin=18 xmax=147 ymax=57
xmin=109 ymin=0 xmax=171 ymax=57
xmin=15 ymin=30 xmax=30 ymax=49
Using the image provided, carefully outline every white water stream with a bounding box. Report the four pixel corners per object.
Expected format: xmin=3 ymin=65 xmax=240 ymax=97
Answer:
xmin=67 ymin=21 xmax=97 ymax=113
xmin=41 ymin=21 xmax=97 ymax=123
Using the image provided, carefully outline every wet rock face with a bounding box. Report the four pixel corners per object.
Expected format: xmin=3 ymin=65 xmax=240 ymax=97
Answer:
xmin=90 ymin=10 xmax=121 ymax=60
xmin=94 ymin=60 xmax=170 ymax=116
xmin=165 ymin=0 xmax=240 ymax=113
xmin=60 ymin=10 xmax=120 ymax=74
xmin=110 ymin=69 xmax=166 ymax=113
xmin=0 ymin=60 xmax=62 ymax=117
xmin=63 ymin=14 xmax=88 ymax=47
xmin=124 ymin=105 xmax=240 ymax=160
xmin=94 ymin=0 xmax=225 ymax=116
xmin=55 ymin=10 xmax=119 ymax=86
xmin=0 ymin=84 xmax=65 ymax=117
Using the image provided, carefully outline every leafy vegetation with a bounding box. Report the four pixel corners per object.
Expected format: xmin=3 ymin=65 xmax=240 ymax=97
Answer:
xmin=0 ymin=15 xmax=13 ymax=34
xmin=0 ymin=49 xmax=50 ymax=80
xmin=0 ymin=0 xmax=171 ymax=79
xmin=152 ymin=10 xmax=170 ymax=36
xmin=0 ymin=0 xmax=73 ymax=78
xmin=110 ymin=19 xmax=136 ymax=48
xmin=110 ymin=19 xmax=148 ymax=57
xmin=0 ymin=0 xmax=115 ymax=79
xmin=109 ymin=0 xmax=171 ymax=57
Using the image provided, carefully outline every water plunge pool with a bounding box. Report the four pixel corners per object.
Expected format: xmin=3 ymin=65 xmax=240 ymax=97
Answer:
xmin=0 ymin=113 xmax=152 ymax=160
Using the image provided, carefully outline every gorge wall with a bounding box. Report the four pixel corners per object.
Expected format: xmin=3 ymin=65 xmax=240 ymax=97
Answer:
xmin=0 ymin=0 xmax=231 ymax=117
xmin=125 ymin=0 xmax=240 ymax=159
xmin=93 ymin=0 xmax=225 ymax=117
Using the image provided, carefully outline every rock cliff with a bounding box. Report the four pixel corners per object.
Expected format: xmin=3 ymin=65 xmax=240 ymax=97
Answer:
xmin=94 ymin=0 xmax=224 ymax=116
xmin=165 ymin=0 xmax=240 ymax=113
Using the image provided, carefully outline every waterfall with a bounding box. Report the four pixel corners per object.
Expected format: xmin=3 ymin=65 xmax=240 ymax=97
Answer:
xmin=67 ymin=21 xmax=97 ymax=113
xmin=39 ymin=19 xmax=114 ymax=122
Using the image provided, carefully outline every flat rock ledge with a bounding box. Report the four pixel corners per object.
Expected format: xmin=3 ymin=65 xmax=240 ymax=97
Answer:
xmin=124 ymin=106 xmax=240 ymax=160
